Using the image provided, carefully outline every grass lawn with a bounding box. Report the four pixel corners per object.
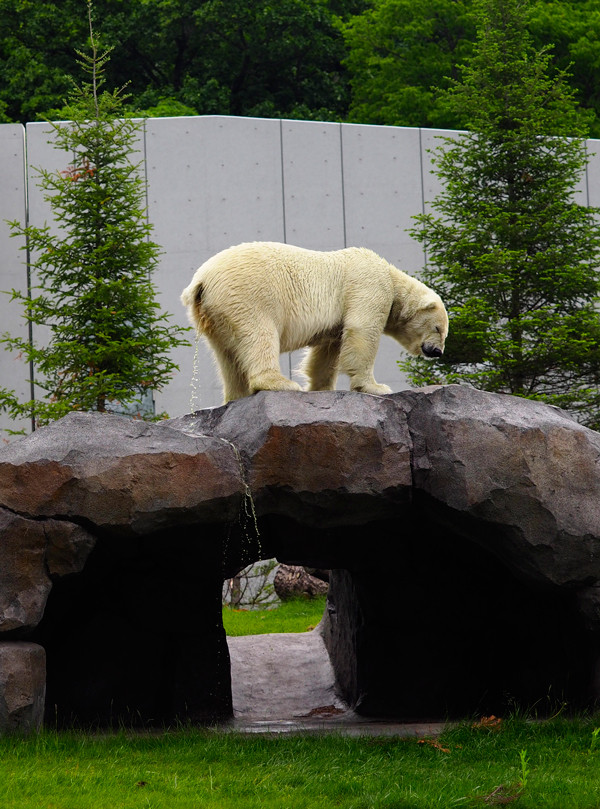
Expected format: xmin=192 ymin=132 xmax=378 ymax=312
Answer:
xmin=1 ymin=717 xmax=600 ymax=808
xmin=222 ymin=595 xmax=327 ymax=636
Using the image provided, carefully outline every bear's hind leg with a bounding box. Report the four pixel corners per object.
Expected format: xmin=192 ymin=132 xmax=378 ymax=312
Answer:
xmin=339 ymin=326 xmax=392 ymax=395
xmin=238 ymin=324 xmax=302 ymax=395
xmin=219 ymin=360 xmax=250 ymax=403
xmin=207 ymin=339 xmax=251 ymax=402
xmin=301 ymin=341 xmax=341 ymax=391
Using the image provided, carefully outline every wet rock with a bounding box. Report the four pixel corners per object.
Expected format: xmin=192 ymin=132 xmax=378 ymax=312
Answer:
xmin=168 ymin=390 xmax=413 ymax=525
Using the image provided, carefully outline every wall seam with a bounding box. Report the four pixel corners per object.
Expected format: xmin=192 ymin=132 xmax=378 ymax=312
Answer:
xmin=22 ymin=124 xmax=35 ymax=431
xmin=279 ymin=119 xmax=287 ymax=245
xmin=418 ymin=127 xmax=428 ymax=272
xmin=339 ymin=123 xmax=348 ymax=248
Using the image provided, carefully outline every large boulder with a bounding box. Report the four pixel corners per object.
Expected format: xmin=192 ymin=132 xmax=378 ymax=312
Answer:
xmin=397 ymin=385 xmax=600 ymax=587
xmin=168 ymin=390 xmax=413 ymax=526
xmin=324 ymin=385 xmax=600 ymax=717
xmin=274 ymin=564 xmax=329 ymax=601
xmin=0 ymin=412 xmax=244 ymax=534
xmin=0 ymin=385 xmax=598 ymax=729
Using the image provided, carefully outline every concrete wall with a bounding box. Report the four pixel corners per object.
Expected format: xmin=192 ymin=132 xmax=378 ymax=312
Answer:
xmin=1 ymin=116 xmax=599 ymax=434
xmin=0 ymin=124 xmax=29 ymax=437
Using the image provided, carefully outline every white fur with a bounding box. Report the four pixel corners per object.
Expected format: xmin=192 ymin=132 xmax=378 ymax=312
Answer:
xmin=181 ymin=242 xmax=448 ymax=402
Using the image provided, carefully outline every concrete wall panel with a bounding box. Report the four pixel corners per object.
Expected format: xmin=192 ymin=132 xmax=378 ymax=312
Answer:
xmin=586 ymin=139 xmax=600 ymax=208
xmin=281 ymin=119 xmax=345 ymax=250
xmin=341 ymin=123 xmax=424 ymax=274
xmin=146 ymin=115 xmax=287 ymax=415
xmin=145 ymin=116 xmax=220 ymax=414
xmin=0 ymin=125 xmax=29 ymax=436
xmin=340 ymin=124 xmax=426 ymax=392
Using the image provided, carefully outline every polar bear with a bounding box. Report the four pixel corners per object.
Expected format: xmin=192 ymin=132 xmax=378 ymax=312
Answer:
xmin=181 ymin=241 xmax=448 ymax=402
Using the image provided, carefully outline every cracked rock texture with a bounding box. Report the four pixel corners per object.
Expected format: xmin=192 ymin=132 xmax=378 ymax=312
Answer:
xmin=0 ymin=385 xmax=599 ymax=730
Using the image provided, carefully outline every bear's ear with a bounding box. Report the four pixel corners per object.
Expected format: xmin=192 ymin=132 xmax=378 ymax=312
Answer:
xmin=423 ymin=301 xmax=438 ymax=311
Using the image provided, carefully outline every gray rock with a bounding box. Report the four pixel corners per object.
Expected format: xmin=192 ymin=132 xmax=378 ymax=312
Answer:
xmin=0 ymin=510 xmax=51 ymax=634
xmin=44 ymin=520 xmax=97 ymax=579
xmin=0 ymin=385 xmax=599 ymax=729
xmin=0 ymin=509 xmax=97 ymax=635
xmin=0 ymin=411 xmax=244 ymax=535
xmin=0 ymin=642 xmax=45 ymax=733
xmin=274 ymin=564 xmax=329 ymax=600
xmin=169 ymin=390 xmax=413 ymax=525
xmin=396 ymin=385 xmax=600 ymax=587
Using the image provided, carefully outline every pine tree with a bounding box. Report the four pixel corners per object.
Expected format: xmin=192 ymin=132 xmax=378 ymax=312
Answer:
xmin=1 ymin=1 xmax=189 ymax=429
xmin=400 ymin=0 xmax=600 ymax=428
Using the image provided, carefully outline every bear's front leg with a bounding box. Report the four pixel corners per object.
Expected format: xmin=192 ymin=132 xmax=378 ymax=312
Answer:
xmin=339 ymin=326 xmax=392 ymax=395
xmin=248 ymin=370 xmax=303 ymax=394
xmin=302 ymin=340 xmax=341 ymax=391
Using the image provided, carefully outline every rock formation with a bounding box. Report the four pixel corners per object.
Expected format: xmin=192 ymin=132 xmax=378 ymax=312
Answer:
xmin=0 ymin=385 xmax=598 ymax=731
xmin=274 ymin=564 xmax=329 ymax=601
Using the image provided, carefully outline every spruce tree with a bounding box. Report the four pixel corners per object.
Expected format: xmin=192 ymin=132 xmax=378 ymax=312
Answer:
xmin=2 ymin=2 xmax=189 ymax=428
xmin=400 ymin=0 xmax=600 ymax=428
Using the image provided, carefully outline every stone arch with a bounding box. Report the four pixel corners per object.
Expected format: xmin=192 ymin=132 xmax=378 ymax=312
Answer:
xmin=0 ymin=386 xmax=599 ymax=730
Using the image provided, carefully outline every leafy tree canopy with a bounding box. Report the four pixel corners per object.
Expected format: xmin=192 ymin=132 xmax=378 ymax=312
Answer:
xmin=343 ymin=0 xmax=600 ymax=136
xmin=342 ymin=0 xmax=475 ymax=129
xmin=0 ymin=0 xmax=361 ymax=123
xmin=3 ymin=1 xmax=600 ymax=132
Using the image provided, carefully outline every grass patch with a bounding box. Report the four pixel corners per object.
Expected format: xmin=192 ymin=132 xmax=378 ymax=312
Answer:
xmin=1 ymin=717 xmax=600 ymax=808
xmin=222 ymin=595 xmax=327 ymax=636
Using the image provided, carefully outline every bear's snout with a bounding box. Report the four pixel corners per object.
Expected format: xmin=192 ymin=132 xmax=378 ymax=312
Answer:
xmin=421 ymin=343 xmax=443 ymax=358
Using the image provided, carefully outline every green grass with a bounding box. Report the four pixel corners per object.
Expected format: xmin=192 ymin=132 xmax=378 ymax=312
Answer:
xmin=1 ymin=717 xmax=600 ymax=808
xmin=222 ymin=595 xmax=327 ymax=636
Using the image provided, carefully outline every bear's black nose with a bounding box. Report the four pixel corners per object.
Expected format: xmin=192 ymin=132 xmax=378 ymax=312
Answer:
xmin=422 ymin=343 xmax=443 ymax=358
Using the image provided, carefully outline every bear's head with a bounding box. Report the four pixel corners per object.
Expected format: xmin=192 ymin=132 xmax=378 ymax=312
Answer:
xmin=389 ymin=293 xmax=449 ymax=359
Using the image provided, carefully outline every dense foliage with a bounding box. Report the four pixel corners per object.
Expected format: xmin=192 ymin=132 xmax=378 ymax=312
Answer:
xmin=399 ymin=0 xmax=600 ymax=428
xmin=0 ymin=0 xmax=361 ymax=123
xmin=3 ymin=0 xmax=600 ymax=134
xmin=1 ymin=5 xmax=189 ymax=426
xmin=342 ymin=0 xmax=600 ymax=136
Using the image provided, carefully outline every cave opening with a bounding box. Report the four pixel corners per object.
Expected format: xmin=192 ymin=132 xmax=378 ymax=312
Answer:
xmin=321 ymin=518 xmax=593 ymax=719
xmin=32 ymin=505 xmax=595 ymax=729
xmin=34 ymin=526 xmax=232 ymax=729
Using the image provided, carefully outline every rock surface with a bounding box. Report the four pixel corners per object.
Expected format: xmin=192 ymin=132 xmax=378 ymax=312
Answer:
xmin=168 ymin=391 xmax=413 ymax=526
xmin=0 ymin=412 xmax=244 ymax=535
xmin=0 ymin=642 xmax=45 ymax=733
xmin=397 ymin=386 xmax=600 ymax=587
xmin=227 ymin=627 xmax=344 ymax=721
xmin=0 ymin=385 xmax=599 ymax=730
xmin=0 ymin=510 xmax=96 ymax=635
xmin=274 ymin=564 xmax=329 ymax=601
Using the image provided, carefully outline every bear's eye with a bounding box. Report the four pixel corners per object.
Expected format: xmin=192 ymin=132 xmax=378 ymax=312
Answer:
xmin=435 ymin=326 xmax=441 ymax=334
